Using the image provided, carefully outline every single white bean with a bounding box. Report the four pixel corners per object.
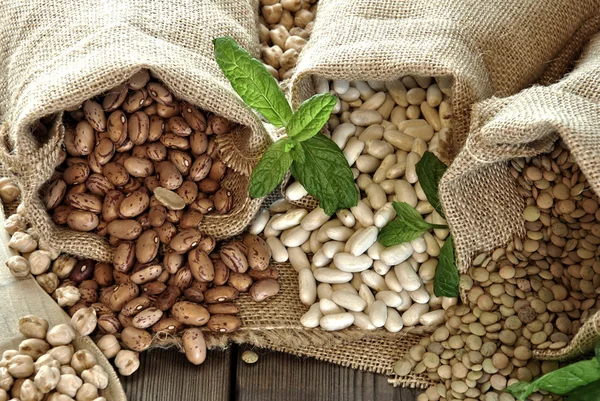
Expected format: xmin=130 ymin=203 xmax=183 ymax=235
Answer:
xmin=350 ymin=200 xmax=374 ymax=227
xmin=355 ymin=155 xmax=381 ymax=173
xmin=336 ymin=209 xmax=355 ymax=227
xmin=360 ymin=92 xmax=386 ymax=110
xmin=385 ymin=269 xmax=403 ymax=292
xmin=285 ymin=181 xmax=308 ymax=201
xmin=331 ymin=123 xmax=357 ymax=149
xmin=419 ymin=258 xmax=438 ymax=282
xmin=404 ymin=124 xmax=434 ymax=142
xmin=343 ymin=137 xmax=364 ymax=166
xmin=317 ymin=219 xmax=343 ymax=242
xmin=312 ymin=249 xmax=332 ymax=267
xmin=385 ymin=162 xmax=406 ymax=180
xmin=373 ymin=154 xmax=397 ymax=183
xmin=367 ymin=241 xmax=385 ymax=260
xmin=419 ymin=310 xmax=445 ymax=326
xmin=394 ymin=180 xmax=417 ymax=207
xmin=383 ymin=130 xmax=414 ymax=152
xmin=264 ymin=214 xmax=283 ymax=237
xmin=415 ymin=200 xmax=434 ymax=214
xmin=409 ymin=286 xmax=430 ymax=304
xmin=402 ymin=303 xmax=429 ymax=326
xmin=384 ymin=308 xmax=404 ymax=332
xmin=300 ymin=207 xmax=330 ymax=231
xmin=300 ymin=303 xmax=322 ymax=328
xmin=353 ymin=81 xmax=376 ymax=99
xmin=271 ymin=208 xmax=308 ymax=231
xmin=317 ymin=283 xmax=333 ymax=300
xmin=288 ymin=247 xmax=311 ymax=272
xmin=249 ymin=208 xmax=270 ymax=235
xmin=298 ymin=268 xmax=317 ymax=306
xmin=333 ymin=253 xmax=373 ymax=273
xmin=432 ymin=210 xmax=449 ymax=240
xmin=365 ymin=140 xmax=394 ymax=159
xmin=333 ymin=80 xmax=350 ymax=95
xmin=322 ymin=241 xmax=345 ymax=259
xmin=412 ymin=251 xmax=429 ymax=263
xmin=346 ymin=226 xmax=378 ymax=257
xmin=358 ymin=284 xmax=375 ymax=313
xmin=333 ymin=283 xmax=358 ymax=295
xmin=319 ymin=313 xmax=354 ymax=331
xmin=351 ymin=312 xmax=376 ymax=330
xmin=269 ymin=199 xmax=293 ymax=213
xmin=404 ymin=152 xmax=421 ymax=184
xmin=380 ymin=243 xmax=413 ymax=266
xmin=313 ymin=268 xmax=353 ymax=284
xmin=394 ymin=262 xmax=422 ymax=291
xmin=331 ymin=291 xmax=367 ymax=312
xmin=314 ymin=76 xmax=330 ymax=94
xmin=280 ymin=226 xmax=311 ymax=247
xmin=369 ymin=300 xmax=387 ymax=328
xmin=309 ymin=230 xmax=323 ymax=253
xmin=385 ymin=81 xmax=409 ymax=107
xmin=339 ymin=87 xmax=360 ymax=102
xmin=397 ymin=291 xmax=413 ymax=312
xmin=360 ymin=270 xmax=388 ymax=292
xmin=319 ymin=299 xmax=345 ymax=315
xmin=326 ymin=226 xmax=354 ymax=242
xmin=266 ymin=237 xmax=288 ymax=262
xmin=442 ymin=297 xmax=458 ymax=310
xmin=374 ymin=202 xmax=396 ymax=228
xmin=410 ymin=237 xmax=427 ymax=254
xmin=373 ymin=260 xmax=391 ymax=276
xmin=411 ymin=138 xmax=428 ymax=156
xmin=365 ymin=183 xmax=387 ymax=210
xmin=424 ymin=231 xmax=441 ymax=256
xmin=426 ymin=84 xmax=442 ymax=107
xmin=376 ymin=291 xmax=403 ymax=308
xmin=358 ymin=125 xmax=384 ymax=142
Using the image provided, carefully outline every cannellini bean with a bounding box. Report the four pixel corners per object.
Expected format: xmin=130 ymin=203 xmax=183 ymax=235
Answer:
xmin=288 ymin=247 xmax=310 ymax=272
xmin=311 ymin=249 xmax=331 ymax=267
xmin=365 ymin=140 xmax=394 ymax=159
xmin=264 ymin=214 xmax=283 ymax=237
xmin=298 ymin=268 xmax=317 ymax=306
xmin=313 ymin=268 xmax=353 ymax=284
xmin=404 ymin=152 xmax=421 ymax=184
xmin=365 ymin=183 xmax=386 ymax=210
xmin=333 ymin=80 xmax=350 ymax=95
xmin=285 ymin=181 xmax=308 ymax=201
xmin=309 ymin=230 xmax=323 ymax=253
xmin=300 ymin=207 xmax=330 ymax=231
xmin=300 ymin=303 xmax=322 ymax=328
xmin=394 ymin=180 xmax=417 ymax=207
xmin=266 ymin=237 xmax=288 ymax=262
xmin=384 ymin=308 xmax=404 ymax=332
xmin=360 ymin=270 xmax=388 ymax=292
xmin=385 ymin=269 xmax=403 ymax=292
xmin=373 ymin=154 xmax=397 ymax=183
xmin=331 ymin=291 xmax=367 ymax=312
xmin=376 ymin=291 xmax=403 ymax=308
xmin=424 ymin=231 xmax=441 ymax=256
xmin=317 ymin=219 xmax=343 ymax=242
xmin=358 ymin=125 xmax=384 ymax=142
xmin=350 ymin=200 xmax=374 ymax=227
xmin=410 ymin=237 xmax=427 ymax=253
xmin=419 ymin=258 xmax=438 ymax=281
xmin=383 ymin=130 xmax=413 ymax=152
xmin=317 ymin=283 xmax=333 ymax=300
xmin=319 ymin=313 xmax=354 ymax=331
xmin=270 ymin=208 xmax=308 ymax=231
xmin=374 ymin=203 xmax=396 ymax=228
xmin=385 ymin=81 xmax=408 ymax=107
xmin=358 ymin=284 xmax=375 ymax=312
xmin=402 ymin=303 xmax=429 ymax=326
xmin=369 ymin=300 xmax=387 ymax=328
xmin=249 ymin=209 xmax=270 ymax=235
xmin=339 ymin=87 xmax=360 ymax=102
xmin=432 ymin=210 xmax=449 ymax=239
xmin=351 ymin=312 xmax=376 ymax=330
xmin=331 ymin=123 xmax=356 ymax=149
xmin=409 ymin=286 xmax=430 ymax=304
xmin=332 ymin=283 xmax=357 ymax=294
xmin=394 ymin=262 xmax=422 ymax=291
xmin=367 ymin=241 xmax=385 ymax=260
xmin=419 ymin=310 xmax=445 ymax=326
xmin=280 ymin=226 xmax=310 ymax=247
xmin=343 ymin=138 xmax=364 ymax=166
xmin=380 ymin=243 xmax=413 ymax=266
xmin=319 ymin=299 xmax=345 ymax=315
xmin=356 ymin=155 xmax=381 ymax=173
xmin=397 ymin=291 xmax=413 ymax=312
xmin=333 ymin=253 xmax=373 ymax=273
xmin=347 ymin=226 xmax=378 ymax=257
xmin=373 ymin=260 xmax=391 ymax=276
xmin=326 ymin=226 xmax=354 ymax=242
xmin=360 ymin=92 xmax=386 ymax=110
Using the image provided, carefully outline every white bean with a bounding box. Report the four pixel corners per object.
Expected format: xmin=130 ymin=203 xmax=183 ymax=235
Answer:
xmin=298 ymin=268 xmax=317 ymax=306
xmin=333 ymin=80 xmax=350 ymax=95
xmin=405 ymin=124 xmax=434 ymax=142
xmin=360 ymin=92 xmax=386 ymax=110
xmin=367 ymin=241 xmax=385 ymax=260
xmin=346 ymin=226 xmax=378 ymax=257
xmin=394 ymin=180 xmax=417 ymax=207
xmin=339 ymin=87 xmax=360 ymax=102
xmin=369 ymin=300 xmax=387 ymax=328
xmin=266 ymin=237 xmax=288 ymax=262
xmin=300 ymin=303 xmax=322 ymax=328
xmin=331 ymin=123 xmax=357 ymax=149
xmin=385 ymin=81 xmax=408 ymax=107
xmin=397 ymin=291 xmax=413 ymax=312
xmin=271 ymin=208 xmax=308 ymax=231
xmin=322 ymin=241 xmax=345 ymax=259
xmin=331 ymin=291 xmax=367 ymax=312
xmin=309 ymin=230 xmax=323 ymax=253
xmin=300 ymin=207 xmax=330 ymax=231
xmin=402 ymin=303 xmax=429 ymax=326
xmin=384 ymin=308 xmax=404 ymax=332
xmin=280 ymin=226 xmax=310 ymax=247
xmin=373 ymin=154 xmax=397 ymax=183
xmin=317 ymin=219 xmax=343 ymax=242
xmin=358 ymin=124 xmax=384 ymax=142
xmin=350 ymin=200 xmax=374 ymax=227
xmin=374 ymin=202 xmax=396 ymax=228
xmin=358 ymin=284 xmax=375 ymax=313
xmin=376 ymin=291 xmax=403 ymax=308
xmin=351 ymin=312 xmax=376 ymax=330
xmin=419 ymin=310 xmax=445 ymax=326
xmin=249 ymin=208 xmax=270 ymax=235
xmin=394 ymin=262 xmax=422 ymax=291
xmin=410 ymin=237 xmax=427 ymax=253
xmin=365 ymin=140 xmax=394 ymax=159
xmin=336 ymin=209 xmax=355 ymax=227
xmin=269 ymin=199 xmax=293 ymax=213
xmin=285 ymin=181 xmax=308 ymax=201
xmin=313 ymin=268 xmax=353 ymax=284
xmin=373 ymin=260 xmax=391 ymax=276
xmin=319 ymin=313 xmax=354 ymax=331
xmin=332 ymin=283 xmax=357 ymax=294
xmin=326 ymin=226 xmax=354 ymax=242
xmin=319 ymin=299 xmax=345 ymax=315
xmin=288 ymin=247 xmax=310 ymax=272
xmin=263 ymin=214 xmax=283 ymax=237
xmin=356 ymin=155 xmax=380 ymax=173
xmin=343 ymin=137 xmax=364 ymax=166
xmin=411 ymin=138 xmax=428 ymax=156
xmin=415 ymin=200 xmax=434 ymax=214
xmin=312 ymin=249 xmax=331 ymax=267
xmin=383 ymin=130 xmax=413 ymax=152
xmin=365 ymin=183 xmax=386 ymax=210
xmin=333 ymin=253 xmax=373 ymax=273
xmin=380 ymin=243 xmax=413 ymax=266
xmin=317 ymin=283 xmax=333 ymax=300
xmin=314 ymin=76 xmax=330 ymax=94
xmin=409 ymin=286 xmax=430 ymax=304
xmin=385 ymin=269 xmax=403 ymax=292
xmin=404 ymin=152 xmax=421 ymax=183
xmin=419 ymin=258 xmax=438 ymax=282
xmin=360 ymin=270 xmax=388 ymax=292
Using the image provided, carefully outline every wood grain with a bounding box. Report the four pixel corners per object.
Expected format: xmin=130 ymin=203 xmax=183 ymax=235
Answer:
xmin=234 ymin=346 xmax=419 ymax=401
xmin=120 ymin=348 xmax=233 ymax=401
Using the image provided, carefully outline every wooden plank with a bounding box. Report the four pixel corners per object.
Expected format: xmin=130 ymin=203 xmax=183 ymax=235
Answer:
xmin=120 ymin=348 xmax=233 ymax=401
xmin=235 ymin=346 xmax=420 ymax=401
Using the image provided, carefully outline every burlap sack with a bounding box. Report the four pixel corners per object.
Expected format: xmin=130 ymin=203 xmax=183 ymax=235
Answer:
xmin=0 ymin=0 xmax=269 ymax=263
xmin=440 ymin=31 xmax=600 ymax=362
xmin=0 ymin=204 xmax=127 ymax=401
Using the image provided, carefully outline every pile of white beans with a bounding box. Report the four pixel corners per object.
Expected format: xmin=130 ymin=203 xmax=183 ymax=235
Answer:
xmin=250 ymin=76 xmax=457 ymax=332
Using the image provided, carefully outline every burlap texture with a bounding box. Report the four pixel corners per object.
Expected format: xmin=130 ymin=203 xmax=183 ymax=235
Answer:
xmin=0 ymin=0 xmax=269 ymax=263
xmin=441 ymin=32 xmax=600 ymax=363
xmin=0 ymin=205 xmax=127 ymax=401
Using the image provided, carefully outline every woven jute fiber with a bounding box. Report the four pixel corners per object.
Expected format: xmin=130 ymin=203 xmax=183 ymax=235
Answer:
xmin=0 ymin=0 xmax=268 ymax=262
xmin=441 ymin=31 xmax=600 ymax=363
xmin=0 ymin=205 xmax=127 ymax=401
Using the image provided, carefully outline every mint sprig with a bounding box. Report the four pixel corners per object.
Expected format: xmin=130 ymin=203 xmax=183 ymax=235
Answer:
xmin=378 ymin=152 xmax=459 ymax=297
xmin=214 ymin=36 xmax=358 ymax=215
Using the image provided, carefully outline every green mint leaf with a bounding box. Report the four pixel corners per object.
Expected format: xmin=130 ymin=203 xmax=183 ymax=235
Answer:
xmin=248 ymin=138 xmax=293 ymax=198
xmin=507 ymin=359 xmax=600 ymax=400
xmin=286 ymin=93 xmax=337 ymax=142
xmin=567 ymin=380 xmax=600 ymax=401
xmin=433 ymin=235 xmax=459 ymax=297
xmin=289 ymin=141 xmax=306 ymax=164
xmin=378 ymin=202 xmax=433 ymax=246
xmin=284 ymin=138 xmax=297 ymax=152
xmin=289 ymin=134 xmax=358 ymax=215
xmin=415 ymin=151 xmax=447 ymax=218
xmin=213 ymin=37 xmax=292 ymax=127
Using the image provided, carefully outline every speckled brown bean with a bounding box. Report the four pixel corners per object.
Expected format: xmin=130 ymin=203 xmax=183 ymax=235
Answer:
xmin=113 ymin=242 xmax=136 ymax=272
xmin=113 ymin=270 xmax=131 ymax=285
xmin=204 ymin=286 xmax=239 ymax=303
xmin=198 ymin=178 xmax=220 ymax=194
xmin=220 ymin=244 xmax=249 ymax=273
xmin=250 ymin=279 xmax=280 ymax=302
xmin=141 ymin=281 xmax=166 ymax=295
xmin=188 ymin=248 xmax=214 ymax=282
xmin=108 ymin=282 xmax=140 ymax=312
xmin=184 ymin=282 xmax=205 ymax=303
xmin=128 ymin=111 xmax=150 ymax=145
xmin=102 ymin=162 xmax=129 ymax=186
xmin=156 ymin=222 xmax=177 ymax=244
xmin=146 ymin=142 xmax=167 ymax=163
xmin=156 ymin=161 xmax=183 ymax=190
xmin=130 ymin=264 xmax=163 ymax=285
xmin=121 ymin=295 xmax=153 ymax=316
xmin=160 ymin=133 xmax=189 ymax=150
xmin=168 ymin=150 xmax=192 ymax=175
xmin=121 ymin=326 xmax=152 ymax=351
xmin=190 ymin=132 xmax=208 ymax=156
xmin=146 ymin=82 xmax=173 ymax=105
xmin=177 ymin=181 xmax=199 ymax=205
xmin=93 ymin=263 xmax=114 ymax=286
xmin=132 ymin=307 xmax=163 ymax=329
xmin=207 ymin=303 xmax=240 ymax=315
xmin=94 ymin=137 xmax=115 ymax=165
xmin=207 ymin=314 xmax=242 ymax=333
xmin=169 ymin=228 xmax=202 ymax=254
xmin=148 ymin=115 xmax=165 ymax=142
xmin=213 ymin=260 xmax=230 ymax=286
xmin=122 ymin=89 xmax=147 ymax=114
xmin=155 ymin=286 xmax=181 ymax=311
xmin=63 ymin=163 xmax=90 ymax=185
xmin=74 ymin=121 xmax=95 ymax=156
xmin=86 ymin=173 xmax=114 ymax=196
xmin=179 ymin=210 xmax=203 ymax=229
xmin=247 ymin=238 xmax=271 ymax=271
xmin=228 ymin=272 xmax=253 ymax=292
xmin=171 ymin=301 xmax=210 ymax=326
xmin=67 ymin=211 xmax=99 ymax=231
xmin=53 ymin=205 xmax=75 ymax=225
xmin=156 ymin=101 xmax=179 ymax=118
xmin=208 ymin=159 xmax=227 ymax=182
xmin=97 ymin=314 xmax=122 ymax=334
xmin=190 ymin=197 xmax=214 ymax=214
xmin=198 ymin=236 xmax=216 ymax=254
xmin=102 ymin=190 xmax=125 ymax=222
xmin=189 ymin=155 xmax=212 ymax=182
xmin=103 ymin=84 xmax=128 ymax=112
xmin=69 ymin=260 xmax=94 ymax=284
xmin=148 ymin=205 xmax=167 ymax=227
xmin=83 ymin=100 xmax=106 ymax=132
xmin=117 ymin=191 xmax=149 ymax=219
xmin=164 ymin=252 xmax=185 ymax=274
xmin=171 ymin=266 xmax=193 ymax=292
xmin=168 ymin=116 xmax=192 ymax=137
xmin=182 ymin=328 xmax=207 ymax=365
xmin=135 ymin=230 xmax=160 ymax=264
xmin=46 ymin=179 xmax=67 ymax=209
xmin=151 ymin=317 xmax=184 ymax=334
xmin=107 ymin=220 xmax=142 ymax=240
xmin=107 ymin=110 xmax=128 ymax=145
xmin=180 ymin=102 xmax=206 ymax=131
xmin=66 ymin=193 xmax=103 ymax=214
xmin=213 ymin=189 xmax=233 ymax=214
xmin=209 ymin=115 xmax=232 ymax=135
xmin=124 ymin=157 xmax=154 ymax=178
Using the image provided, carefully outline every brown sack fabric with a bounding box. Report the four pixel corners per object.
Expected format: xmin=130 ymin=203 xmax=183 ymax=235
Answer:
xmin=0 ymin=0 xmax=268 ymax=263
xmin=440 ymin=32 xmax=600 ymax=361
xmin=0 ymin=205 xmax=127 ymax=401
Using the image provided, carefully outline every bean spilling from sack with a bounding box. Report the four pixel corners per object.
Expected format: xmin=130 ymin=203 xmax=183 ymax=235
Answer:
xmin=252 ymin=76 xmax=454 ymax=332
xmin=395 ymin=141 xmax=598 ymax=401
xmin=3 ymin=69 xmax=282 ymax=371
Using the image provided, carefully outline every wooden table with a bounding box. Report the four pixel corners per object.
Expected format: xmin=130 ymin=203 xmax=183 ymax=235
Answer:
xmin=120 ymin=346 xmax=420 ymax=401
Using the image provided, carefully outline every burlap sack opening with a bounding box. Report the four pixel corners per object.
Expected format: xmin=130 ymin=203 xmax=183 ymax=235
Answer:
xmin=0 ymin=0 xmax=270 ymax=263
xmin=440 ymin=32 xmax=600 ymax=364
